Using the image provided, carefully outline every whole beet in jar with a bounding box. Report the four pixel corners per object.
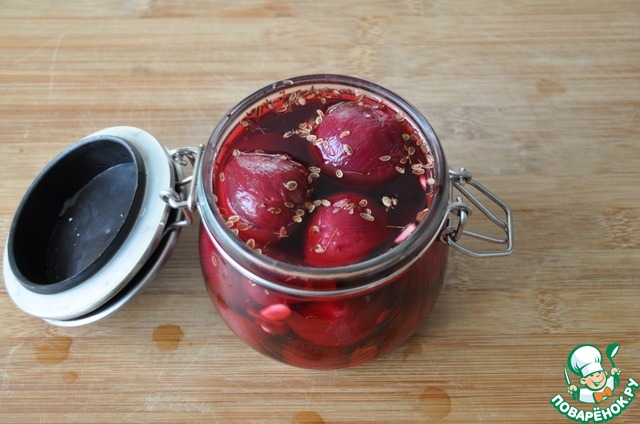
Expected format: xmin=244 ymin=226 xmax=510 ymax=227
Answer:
xmin=195 ymin=74 xmax=513 ymax=369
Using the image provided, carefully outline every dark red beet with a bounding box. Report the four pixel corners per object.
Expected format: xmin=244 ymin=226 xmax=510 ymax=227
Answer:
xmin=218 ymin=151 xmax=313 ymax=244
xmin=312 ymin=102 xmax=407 ymax=185
xmin=287 ymin=293 xmax=388 ymax=347
xmin=303 ymin=192 xmax=390 ymax=267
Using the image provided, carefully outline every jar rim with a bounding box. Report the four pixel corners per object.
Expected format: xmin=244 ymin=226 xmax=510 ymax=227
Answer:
xmin=197 ymin=74 xmax=451 ymax=297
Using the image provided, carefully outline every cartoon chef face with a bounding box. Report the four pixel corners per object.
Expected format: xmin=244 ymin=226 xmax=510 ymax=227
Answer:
xmin=581 ymin=370 xmax=608 ymax=391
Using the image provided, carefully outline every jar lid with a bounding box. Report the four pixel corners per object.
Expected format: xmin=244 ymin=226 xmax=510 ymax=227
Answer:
xmin=3 ymin=126 xmax=191 ymax=326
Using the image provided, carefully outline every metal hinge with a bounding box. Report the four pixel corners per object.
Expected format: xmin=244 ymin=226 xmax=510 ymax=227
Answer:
xmin=159 ymin=145 xmax=204 ymax=234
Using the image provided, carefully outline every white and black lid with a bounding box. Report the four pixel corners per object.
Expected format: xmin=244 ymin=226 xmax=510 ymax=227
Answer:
xmin=3 ymin=126 xmax=202 ymax=327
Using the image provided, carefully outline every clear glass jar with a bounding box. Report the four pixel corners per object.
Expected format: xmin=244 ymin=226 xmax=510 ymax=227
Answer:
xmin=195 ymin=74 xmax=513 ymax=369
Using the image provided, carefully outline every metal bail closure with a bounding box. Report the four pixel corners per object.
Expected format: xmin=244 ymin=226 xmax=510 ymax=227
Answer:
xmin=441 ymin=168 xmax=514 ymax=258
xmin=3 ymin=126 xmax=200 ymax=327
xmin=160 ymin=145 xmax=204 ymax=234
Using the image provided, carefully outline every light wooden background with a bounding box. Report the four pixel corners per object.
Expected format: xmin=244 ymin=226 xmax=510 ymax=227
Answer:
xmin=1 ymin=1 xmax=639 ymax=422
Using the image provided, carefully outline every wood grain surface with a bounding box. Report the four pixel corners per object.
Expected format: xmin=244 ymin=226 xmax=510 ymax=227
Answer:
xmin=1 ymin=1 xmax=639 ymax=422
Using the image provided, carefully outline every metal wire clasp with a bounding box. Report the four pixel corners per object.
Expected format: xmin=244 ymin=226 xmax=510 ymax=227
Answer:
xmin=441 ymin=168 xmax=514 ymax=258
xmin=160 ymin=145 xmax=204 ymax=234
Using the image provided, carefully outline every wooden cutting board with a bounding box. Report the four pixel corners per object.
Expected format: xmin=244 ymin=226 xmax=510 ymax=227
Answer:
xmin=1 ymin=1 xmax=639 ymax=422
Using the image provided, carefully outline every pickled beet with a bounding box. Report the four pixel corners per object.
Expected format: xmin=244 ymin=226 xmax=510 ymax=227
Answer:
xmin=303 ymin=192 xmax=391 ymax=267
xmin=312 ymin=102 xmax=407 ymax=185
xmin=217 ymin=151 xmax=313 ymax=244
xmin=287 ymin=296 xmax=385 ymax=347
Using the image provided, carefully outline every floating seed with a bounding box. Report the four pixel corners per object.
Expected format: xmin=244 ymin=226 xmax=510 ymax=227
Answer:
xmin=298 ymin=97 xmax=307 ymax=106
xmin=379 ymin=155 xmax=391 ymax=162
xmin=268 ymin=207 xmax=282 ymax=214
xmin=358 ymin=199 xmax=368 ymax=207
xmin=342 ymin=144 xmax=354 ymax=155
xmin=292 ymin=215 xmax=303 ymax=223
xmin=360 ymin=213 xmax=375 ymax=222
xmin=232 ymin=149 xmax=240 ymax=156
xmin=313 ymin=245 xmax=326 ymax=253
xmin=340 ymin=130 xmax=351 ymax=138
xmin=219 ymin=172 xmax=225 ymax=182
xmin=284 ymin=180 xmax=298 ymax=191
xmin=395 ymin=166 xmax=406 ymax=174
xmin=246 ymin=239 xmax=256 ymax=249
xmin=283 ymin=130 xmax=295 ymax=139
xmin=227 ymin=215 xmax=240 ymax=222
xmin=306 ymin=134 xmax=317 ymax=142
xmin=335 ymin=169 xmax=344 ymax=178
xmin=343 ymin=202 xmax=356 ymax=211
xmin=402 ymin=133 xmax=411 ymax=141
xmin=382 ymin=196 xmax=392 ymax=208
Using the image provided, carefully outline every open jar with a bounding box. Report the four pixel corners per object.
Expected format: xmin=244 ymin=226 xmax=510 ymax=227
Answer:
xmin=3 ymin=74 xmax=513 ymax=369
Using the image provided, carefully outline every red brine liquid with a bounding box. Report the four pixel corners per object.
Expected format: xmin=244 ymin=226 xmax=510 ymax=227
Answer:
xmin=200 ymin=85 xmax=448 ymax=368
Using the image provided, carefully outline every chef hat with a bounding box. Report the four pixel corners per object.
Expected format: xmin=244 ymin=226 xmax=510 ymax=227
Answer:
xmin=568 ymin=345 xmax=604 ymax=378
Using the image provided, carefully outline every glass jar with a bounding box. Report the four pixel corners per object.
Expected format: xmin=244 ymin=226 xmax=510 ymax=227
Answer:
xmin=195 ymin=74 xmax=513 ymax=369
